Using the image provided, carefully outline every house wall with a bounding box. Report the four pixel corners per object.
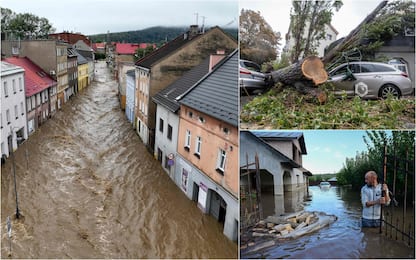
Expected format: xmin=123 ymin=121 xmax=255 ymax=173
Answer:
xmin=1 ymin=70 xmax=28 ymax=158
xmin=146 ymin=28 xmax=237 ymax=135
xmin=376 ymin=47 xmax=415 ymax=83
xmin=78 ymin=63 xmax=89 ymax=91
xmin=177 ymin=106 xmax=238 ymax=197
xmin=125 ymin=73 xmax=135 ymax=125
xmin=268 ymin=139 xmax=303 ymax=165
xmin=2 ymin=40 xmax=66 ymax=111
xmin=154 ymin=105 xmax=180 ymax=178
xmin=175 ymin=153 xmax=238 ymax=241
xmin=87 ymin=60 xmax=94 ymax=85
xmin=241 ymin=132 xmax=293 ymax=195
xmin=135 ymin=67 xmax=150 ymax=143
xmin=67 ymin=56 xmax=78 ymax=97
xmin=117 ymin=63 xmax=134 ymax=110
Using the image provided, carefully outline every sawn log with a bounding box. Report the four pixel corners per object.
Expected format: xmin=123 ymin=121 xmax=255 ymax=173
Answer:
xmin=269 ymin=56 xmax=328 ymax=103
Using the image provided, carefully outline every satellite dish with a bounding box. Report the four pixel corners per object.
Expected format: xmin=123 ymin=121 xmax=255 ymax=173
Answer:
xmin=355 ymin=82 xmax=368 ymax=97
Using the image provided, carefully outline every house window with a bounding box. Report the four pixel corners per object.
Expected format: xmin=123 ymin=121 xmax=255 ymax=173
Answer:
xmin=26 ymin=98 xmax=31 ymax=112
xmin=167 ymin=124 xmax=173 ymax=140
xmin=327 ymin=34 xmax=332 ymax=40
xmin=184 ymin=130 xmax=191 ymax=151
xmin=198 ymin=116 xmax=205 ymax=123
xmin=14 ymin=105 xmax=18 ymax=119
xmin=188 ymin=111 xmax=193 ymax=118
xmin=216 ymin=148 xmax=226 ymax=175
xmin=0 ymin=113 xmax=2 ymax=129
xmin=159 ymin=118 xmax=164 ymax=133
xmin=20 ymin=102 xmax=24 ymax=116
xmin=4 ymin=82 xmax=8 ymax=97
xmin=12 ymin=79 xmax=16 ymax=94
xmin=6 ymin=109 xmax=10 ymax=124
xmin=157 ymin=148 xmax=163 ymax=163
xmin=194 ymin=136 xmax=202 ymax=158
xmin=19 ymin=78 xmax=23 ymax=91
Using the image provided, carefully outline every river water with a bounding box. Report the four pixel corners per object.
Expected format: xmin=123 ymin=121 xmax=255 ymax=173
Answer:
xmin=1 ymin=61 xmax=237 ymax=259
xmin=241 ymin=185 xmax=415 ymax=259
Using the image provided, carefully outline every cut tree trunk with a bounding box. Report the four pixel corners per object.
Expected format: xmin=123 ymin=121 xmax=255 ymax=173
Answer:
xmin=270 ymin=56 xmax=328 ymax=103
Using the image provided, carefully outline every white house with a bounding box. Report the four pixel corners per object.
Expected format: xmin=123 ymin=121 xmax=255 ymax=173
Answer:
xmin=1 ymin=61 xmax=28 ymax=159
xmin=284 ymin=23 xmax=338 ymax=58
xmin=125 ymin=69 xmax=136 ymax=125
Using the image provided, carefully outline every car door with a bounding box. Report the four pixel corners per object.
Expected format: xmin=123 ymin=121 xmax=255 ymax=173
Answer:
xmin=355 ymin=63 xmax=386 ymax=97
xmin=329 ymin=64 xmax=356 ymax=96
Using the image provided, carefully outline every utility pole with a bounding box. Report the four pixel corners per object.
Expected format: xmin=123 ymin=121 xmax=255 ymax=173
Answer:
xmin=10 ymin=127 xmax=20 ymax=219
xmin=194 ymin=12 xmax=199 ymax=26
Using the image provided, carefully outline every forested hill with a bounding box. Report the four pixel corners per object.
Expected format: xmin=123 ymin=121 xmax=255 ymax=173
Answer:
xmin=89 ymin=26 xmax=238 ymax=44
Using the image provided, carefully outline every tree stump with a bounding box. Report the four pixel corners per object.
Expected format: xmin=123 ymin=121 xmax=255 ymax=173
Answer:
xmin=270 ymin=56 xmax=328 ymax=103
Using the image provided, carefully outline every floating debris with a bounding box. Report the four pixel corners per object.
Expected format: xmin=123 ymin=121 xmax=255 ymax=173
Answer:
xmin=242 ymin=211 xmax=337 ymax=254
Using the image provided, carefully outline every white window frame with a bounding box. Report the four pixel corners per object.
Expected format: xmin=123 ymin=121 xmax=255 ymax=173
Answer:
xmin=4 ymin=81 xmax=8 ymax=97
xmin=185 ymin=130 xmax=191 ymax=151
xmin=216 ymin=148 xmax=226 ymax=174
xmin=195 ymin=136 xmax=202 ymax=157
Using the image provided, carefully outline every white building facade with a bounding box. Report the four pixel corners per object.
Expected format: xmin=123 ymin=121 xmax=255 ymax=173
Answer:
xmin=1 ymin=62 xmax=28 ymax=159
xmin=125 ymin=69 xmax=136 ymax=125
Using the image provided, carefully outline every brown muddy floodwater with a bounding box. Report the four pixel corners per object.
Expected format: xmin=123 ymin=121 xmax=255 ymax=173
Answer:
xmin=1 ymin=61 xmax=237 ymax=259
xmin=241 ymin=186 xmax=415 ymax=259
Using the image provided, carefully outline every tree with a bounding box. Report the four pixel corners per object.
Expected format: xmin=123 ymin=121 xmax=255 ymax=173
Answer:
xmin=134 ymin=45 xmax=156 ymax=61
xmin=2 ymin=8 xmax=55 ymax=39
xmin=240 ymin=9 xmax=282 ymax=65
xmin=288 ymin=0 xmax=343 ymax=63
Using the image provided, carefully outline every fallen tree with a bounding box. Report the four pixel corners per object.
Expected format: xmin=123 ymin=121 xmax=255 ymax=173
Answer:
xmin=269 ymin=56 xmax=328 ymax=103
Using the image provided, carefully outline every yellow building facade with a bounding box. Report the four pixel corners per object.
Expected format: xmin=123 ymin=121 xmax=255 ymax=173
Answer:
xmin=78 ymin=63 xmax=89 ymax=91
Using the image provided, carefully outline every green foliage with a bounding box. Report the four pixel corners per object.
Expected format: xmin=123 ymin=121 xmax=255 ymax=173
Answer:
xmin=309 ymin=173 xmax=336 ymax=182
xmin=1 ymin=8 xmax=55 ymax=39
xmin=240 ymin=86 xmax=415 ymax=129
xmin=89 ymin=26 xmax=238 ymax=45
xmin=337 ymin=131 xmax=414 ymax=202
xmin=94 ymin=53 xmax=106 ymax=60
xmin=240 ymin=9 xmax=282 ymax=64
xmin=134 ymin=45 xmax=156 ymax=61
xmin=289 ymin=1 xmax=343 ymax=63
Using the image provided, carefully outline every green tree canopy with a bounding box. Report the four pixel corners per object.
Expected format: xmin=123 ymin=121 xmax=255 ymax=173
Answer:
xmin=288 ymin=0 xmax=342 ymax=63
xmin=1 ymin=8 xmax=55 ymax=39
xmin=239 ymin=9 xmax=282 ymax=65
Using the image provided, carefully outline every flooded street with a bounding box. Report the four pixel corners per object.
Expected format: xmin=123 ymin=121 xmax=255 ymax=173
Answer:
xmin=241 ymin=186 xmax=414 ymax=259
xmin=1 ymin=61 xmax=237 ymax=258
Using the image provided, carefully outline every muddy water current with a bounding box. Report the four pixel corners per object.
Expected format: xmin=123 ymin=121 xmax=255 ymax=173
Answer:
xmin=1 ymin=61 xmax=237 ymax=258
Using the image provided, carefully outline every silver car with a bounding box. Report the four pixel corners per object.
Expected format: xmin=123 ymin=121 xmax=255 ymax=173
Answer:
xmin=239 ymin=59 xmax=271 ymax=95
xmin=328 ymin=61 xmax=413 ymax=99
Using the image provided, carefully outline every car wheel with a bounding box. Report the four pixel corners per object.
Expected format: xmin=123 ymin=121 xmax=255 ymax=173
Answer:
xmin=379 ymin=84 xmax=401 ymax=99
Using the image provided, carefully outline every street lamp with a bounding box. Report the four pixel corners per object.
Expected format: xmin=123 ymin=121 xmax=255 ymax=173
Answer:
xmin=9 ymin=126 xmax=20 ymax=219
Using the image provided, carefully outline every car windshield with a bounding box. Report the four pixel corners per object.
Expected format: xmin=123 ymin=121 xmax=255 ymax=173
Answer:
xmin=241 ymin=61 xmax=261 ymax=72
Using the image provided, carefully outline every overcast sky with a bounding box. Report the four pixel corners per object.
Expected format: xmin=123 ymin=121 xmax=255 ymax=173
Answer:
xmin=1 ymin=0 xmax=239 ymax=35
xmin=240 ymin=0 xmax=383 ymax=48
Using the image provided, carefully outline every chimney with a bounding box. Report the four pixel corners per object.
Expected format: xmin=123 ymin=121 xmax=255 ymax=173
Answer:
xmin=188 ymin=25 xmax=199 ymax=40
xmin=209 ymin=49 xmax=226 ymax=72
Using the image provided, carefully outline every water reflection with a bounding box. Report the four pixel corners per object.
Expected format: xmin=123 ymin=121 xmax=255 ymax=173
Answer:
xmin=242 ymin=186 xmax=414 ymax=259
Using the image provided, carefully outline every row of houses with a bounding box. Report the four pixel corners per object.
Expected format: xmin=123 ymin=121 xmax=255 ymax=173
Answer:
xmin=115 ymin=25 xmax=239 ymax=241
xmin=1 ymin=33 xmax=95 ymax=160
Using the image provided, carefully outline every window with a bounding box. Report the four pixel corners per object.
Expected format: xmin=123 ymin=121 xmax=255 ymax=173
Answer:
xmin=20 ymin=102 xmax=24 ymax=116
xmin=6 ymin=109 xmax=10 ymax=124
xmin=12 ymin=79 xmax=16 ymax=94
xmin=327 ymin=33 xmax=332 ymax=40
xmin=157 ymin=148 xmax=163 ymax=163
xmin=194 ymin=136 xmax=202 ymax=158
xmin=0 ymin=113 xmax=2 ymax=129
xmin=15 ymin=105 xmax=18 ymax=119
xmin=19 ymin=78 xmax=23 ymax=92
xmin=159 ymin=118 xmax=164 ymax=133
xmin=4 ymin=82 xmax=8 ymax=97
xmin=184 ymin=130 xmax=191 ymax=151
xmin=26 ymin=98 xmax=31 ymax=112
xmin=216 ymin=149 xmax=226 ymax=174
xmin=167 ymin=125 xmax=173 ymax=140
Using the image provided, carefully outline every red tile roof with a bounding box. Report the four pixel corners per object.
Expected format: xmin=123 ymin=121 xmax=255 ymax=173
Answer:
xmin=3 ymin=57 xmax=57 ymax=97
xmin=115 ymin=43 xmax=155 ymax=55
xmin=92 ymin=42 xmax=106 ymax=51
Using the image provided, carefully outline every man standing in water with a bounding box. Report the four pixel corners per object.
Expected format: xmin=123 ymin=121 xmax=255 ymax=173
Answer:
xmin=361 ymin=171 xmax=391 ymax=227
